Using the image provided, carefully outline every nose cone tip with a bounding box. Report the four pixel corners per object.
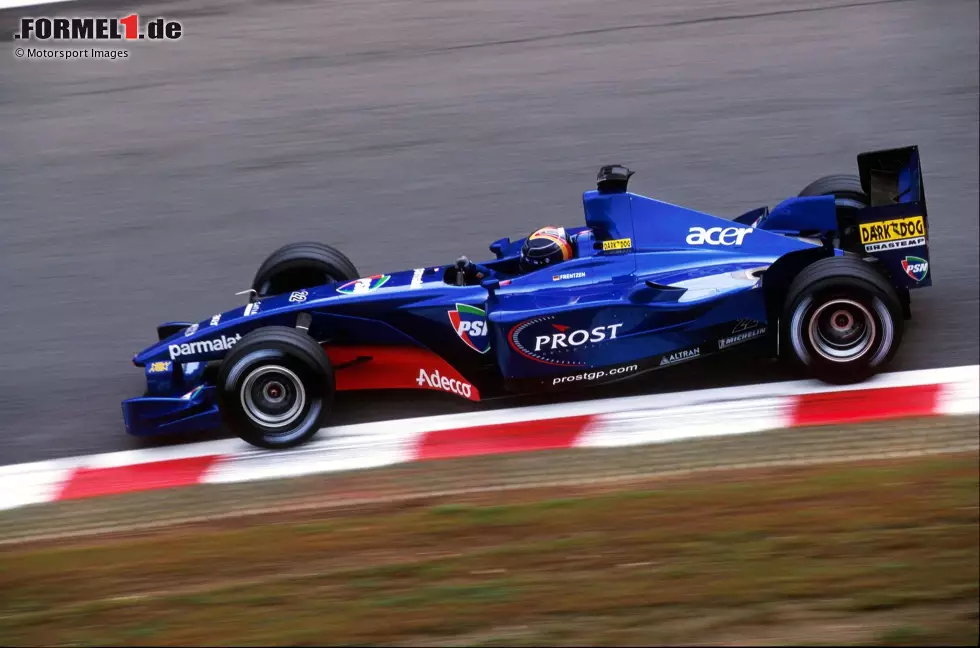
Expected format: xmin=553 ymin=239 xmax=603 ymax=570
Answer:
xmin=133 ymin=342 xmax=165 ymax=366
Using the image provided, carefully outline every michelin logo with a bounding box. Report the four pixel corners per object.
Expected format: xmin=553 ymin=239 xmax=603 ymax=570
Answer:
xmin=718 ymin=327 xmax=767 ymax=349
xmin=169 ymin=333 xmax=242 ymax=359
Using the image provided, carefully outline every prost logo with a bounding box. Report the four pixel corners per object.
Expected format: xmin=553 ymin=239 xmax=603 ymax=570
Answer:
xmin=509 ymin=316 xmax=624 ymax=367
xmin=448 ymin=304 xmax=490 ymax=354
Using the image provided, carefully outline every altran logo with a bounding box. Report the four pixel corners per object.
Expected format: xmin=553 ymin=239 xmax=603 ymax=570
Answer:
xmin=660 ymin=347 xmax=700 ymax=366
xmin=168 ymin=333 xmax=242 ymax=359
xmin=448 ymin=304 xmax=490 ymax=354
xmin=901 ymin=256 xmax=929 ymax=282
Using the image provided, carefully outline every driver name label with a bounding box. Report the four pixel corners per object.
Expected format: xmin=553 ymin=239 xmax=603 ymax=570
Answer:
xmin=859 ymin=216 xmax=925 ymax=252
xmin=602 ymin=238 xmax=632 ymax=252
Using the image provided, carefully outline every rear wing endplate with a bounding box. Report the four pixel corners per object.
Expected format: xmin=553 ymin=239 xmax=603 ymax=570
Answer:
xmin=854 ymin=145 xmax=932 ymax=289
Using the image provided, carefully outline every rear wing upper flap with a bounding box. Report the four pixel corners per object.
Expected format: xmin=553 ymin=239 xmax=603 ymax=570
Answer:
xmin=857 ymin=145 xmax=926 ymax=211
xmin=854 ymin=145 xmax=932 ymax=289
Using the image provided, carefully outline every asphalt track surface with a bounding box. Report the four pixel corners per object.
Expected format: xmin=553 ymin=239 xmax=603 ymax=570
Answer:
xmin=1 ymin=0 xmax=977 ymax=465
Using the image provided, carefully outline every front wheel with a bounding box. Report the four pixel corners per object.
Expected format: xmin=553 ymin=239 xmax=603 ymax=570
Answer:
xmin=251 ymin=242 xmax=359 ymax=299
xmin=217 ymin=326 xmax=334 ymax=449
xmin=781 ymin=256 xmax=903 ymax=384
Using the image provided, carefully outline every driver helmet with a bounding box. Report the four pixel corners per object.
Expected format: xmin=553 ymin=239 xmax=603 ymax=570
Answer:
xmin=519 ymin=226 xmax=574 ymax=273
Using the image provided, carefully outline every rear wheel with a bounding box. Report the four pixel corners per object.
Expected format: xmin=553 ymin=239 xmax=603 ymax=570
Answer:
xmin=798 ymin=174 xmax=869 ymax=253
xmin=251 ymin=242 xmax=359 ymax=299
xmin=781 ymin=256 xmax=903 ymax=384
xmin=217 ymin=326 xmax=334 ymax=449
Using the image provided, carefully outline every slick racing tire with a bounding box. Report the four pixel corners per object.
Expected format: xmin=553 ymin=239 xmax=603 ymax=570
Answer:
xmin=217 ymin=326 xmax=334 ymax=450
xmin=781 ymin=256 xmax=903 ymax=385
xmin=252 ymin=242 xmax=359 ymax=299
xmin=798 ymin=175 xmax=870 ymax=253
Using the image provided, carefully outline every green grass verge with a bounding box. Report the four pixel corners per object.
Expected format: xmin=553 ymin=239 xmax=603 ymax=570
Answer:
xmin=1 ymin=453 xmax=977 ymax=646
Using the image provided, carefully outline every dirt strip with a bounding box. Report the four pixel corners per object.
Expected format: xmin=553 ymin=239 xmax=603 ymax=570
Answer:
xmin=1 ymin=449 xmax=977 ymax=647
xmin=1 ymin=415 xmax=977 ymax=545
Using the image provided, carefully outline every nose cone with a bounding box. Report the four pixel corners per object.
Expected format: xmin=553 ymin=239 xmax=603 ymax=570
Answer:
xmin=133 ymin=339 xmax=173 ymax=367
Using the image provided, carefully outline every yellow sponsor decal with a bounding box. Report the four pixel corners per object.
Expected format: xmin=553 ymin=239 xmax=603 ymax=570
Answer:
xmin=602 ymin=238 xmax=632 ymax=252
xmin=148 ymin=361 xmax=172 ymax=373
xmin=859 ymin=216 xmax=925 ymax=245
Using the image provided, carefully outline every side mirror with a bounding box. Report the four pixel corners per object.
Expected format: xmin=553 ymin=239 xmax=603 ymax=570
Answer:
xmin=597 ymin=164 xmax=634 ymax=194
xmin=481 ymin=278 xmax=501 ymax=295
xmin=489 ymin=237 xmax=511 ymax=259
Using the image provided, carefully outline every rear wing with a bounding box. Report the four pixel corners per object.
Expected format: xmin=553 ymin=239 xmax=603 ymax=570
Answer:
xmin=855 ymin=146 xmax=931 ymax=289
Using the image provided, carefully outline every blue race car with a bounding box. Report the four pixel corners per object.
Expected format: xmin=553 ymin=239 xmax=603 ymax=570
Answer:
xmin=124 ymin=146 xmax=932 ymax=449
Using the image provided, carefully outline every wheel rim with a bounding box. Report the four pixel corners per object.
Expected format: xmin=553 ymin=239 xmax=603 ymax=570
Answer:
xmin=240 ymin=365 xmax=306 ymax=429
xmin=807 ymin=299 xmax=876 ymax=362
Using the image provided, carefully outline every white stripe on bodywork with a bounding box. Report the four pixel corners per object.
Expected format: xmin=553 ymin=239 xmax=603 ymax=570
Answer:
xmin=667 ymin=261 xmax=772 ymax=303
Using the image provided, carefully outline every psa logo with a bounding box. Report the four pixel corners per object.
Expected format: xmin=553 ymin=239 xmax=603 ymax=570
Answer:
xmin=448 ymin=304 xmax=491 ymax=354
xmin=686 ymin=226 xmax=753 ymax=246
xmin=902 ymin=256 xmax=929 ymax=282
xmin=337 ymin=274 xmax=390 ymax=295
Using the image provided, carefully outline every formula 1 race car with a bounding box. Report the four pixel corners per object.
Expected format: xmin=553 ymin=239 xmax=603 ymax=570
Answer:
xmin=124 ymin=146 xmax=932 ymax=449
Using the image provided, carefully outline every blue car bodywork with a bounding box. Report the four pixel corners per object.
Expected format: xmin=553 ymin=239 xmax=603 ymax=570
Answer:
xmin=123 ymin=146 xmax=932 ymax=438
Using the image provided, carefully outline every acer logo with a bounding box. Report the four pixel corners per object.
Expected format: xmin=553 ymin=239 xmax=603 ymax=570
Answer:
xmin=534 ymin=323 xmax=624 ymax=352
xmin=686 ymin=226 xmax=753 ymax=246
